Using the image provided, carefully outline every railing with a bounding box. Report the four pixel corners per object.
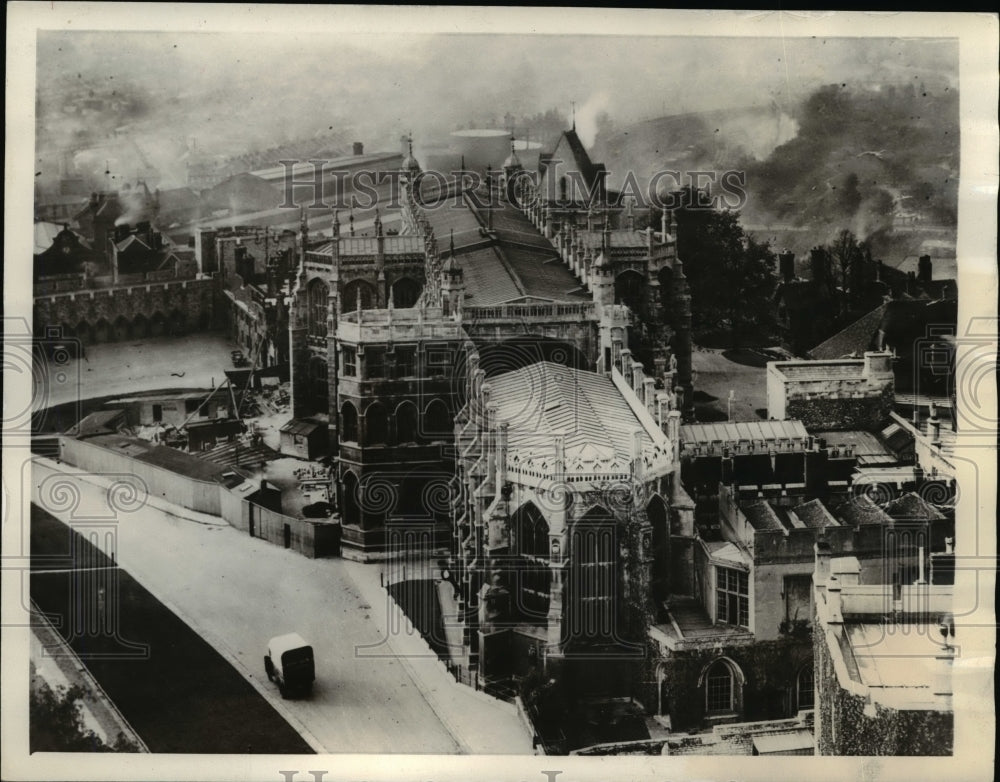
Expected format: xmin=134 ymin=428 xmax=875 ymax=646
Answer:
xmin=465 ymin=301 xmax=596 ymax=322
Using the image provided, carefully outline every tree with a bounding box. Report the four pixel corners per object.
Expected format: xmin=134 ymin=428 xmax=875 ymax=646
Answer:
xmin=828 ymin=229 xmax=879 ymax=312
xmin=646 ymin=187 xmax=777 ymax=347
xmin=30 ymin=680 xmax=139 ymax=753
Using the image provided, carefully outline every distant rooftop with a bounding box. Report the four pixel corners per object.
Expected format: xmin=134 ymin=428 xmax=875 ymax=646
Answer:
xmin=681 ymin=420 xmax=808 ymax=449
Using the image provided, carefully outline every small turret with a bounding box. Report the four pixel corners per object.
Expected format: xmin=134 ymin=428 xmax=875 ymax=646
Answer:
xmin=441 ymin=230 xmax=465 ymax=321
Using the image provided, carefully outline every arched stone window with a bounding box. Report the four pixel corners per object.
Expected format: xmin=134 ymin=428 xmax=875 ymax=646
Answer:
xmin=341 ymin=401 xmax=358 ymax=443
xmin=797 ymin=660 xmax=814 ymax=710
xmin=614 ymin=269 xmax=646 ymax=313
xmin=424 ymin=399 xmax=451 ymax=439
xmin=391 ymin=277 xmax=422 ymax=309
xmin=365 ymin=402 xmax=388 ymax=446
xmin=700 ymin=658 xmax=744 ymax=717
xmin=395 ymin=401 xmax=420 ymax=444
xmin=343 ymin=278 xmax=376 ymax=311
xmin=511 ymin=502 xmax=550 ymax=622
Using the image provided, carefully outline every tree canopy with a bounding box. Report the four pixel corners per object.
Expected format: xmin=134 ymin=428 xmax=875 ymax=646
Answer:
xmin=646 ymin=187 xmax=778 ymax=347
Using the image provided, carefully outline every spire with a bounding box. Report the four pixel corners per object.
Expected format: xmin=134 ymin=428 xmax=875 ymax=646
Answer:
xmin=299 ymin=205 xmax=308 ymax=264
xmin=571 ymin=101 xmax=576 ymax=131
xmin=374 ymin=207 xmax=383 ymax=237
xmin=450 ymin=228 xmax=455 ymax=257
xmin=349 ymin=207 xmax=355 ymax=237
xmin=332 ymin=209 xmax=340 ymax=239
xmin=388 ymin=283 xmax=395 ymax=310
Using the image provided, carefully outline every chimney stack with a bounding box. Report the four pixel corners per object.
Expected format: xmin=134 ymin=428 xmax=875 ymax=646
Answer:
xmin=918 ymin=254 xmax=933 ymax=283
xmin=810 ymin=247 xmax=827 ymax=287
xmin=779 ymin=250 xmax=795 ymax=283
xmin=353 ymin=141 xmax=364 ymax=156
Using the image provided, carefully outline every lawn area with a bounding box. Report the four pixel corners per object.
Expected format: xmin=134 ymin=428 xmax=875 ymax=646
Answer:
xmin=30 ymin=505 xmax=314 ymax=754
xmin=690 ymin=346 xmax=770 ymax=423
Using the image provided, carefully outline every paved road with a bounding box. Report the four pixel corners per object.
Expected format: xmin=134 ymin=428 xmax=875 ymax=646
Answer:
xmin=31 ymin=460 xmax=465 ymax=754
xmin=30 ymin=505 xmax=313 ymax=753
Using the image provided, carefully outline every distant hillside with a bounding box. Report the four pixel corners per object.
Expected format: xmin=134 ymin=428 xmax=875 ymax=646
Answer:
xmin=592 ymin=82 xmax=959 ymax=264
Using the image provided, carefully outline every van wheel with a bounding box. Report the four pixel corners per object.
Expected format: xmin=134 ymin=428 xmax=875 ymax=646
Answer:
xmin=264 ymin=656 xmax=274 ymax=681
xmin=278 ymin=681 xmax=287 ymax=699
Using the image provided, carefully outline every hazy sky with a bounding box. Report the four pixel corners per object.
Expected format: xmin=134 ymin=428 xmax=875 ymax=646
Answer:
xmin=36 ymin=32 xmax=958 ymax=172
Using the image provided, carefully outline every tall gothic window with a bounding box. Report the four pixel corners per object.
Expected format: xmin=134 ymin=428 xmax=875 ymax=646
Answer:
xmin=512 ymin=503 xmax=550 ymax=623
xmin=567 ymin=509 xmax=618 ymax=643
xmin=307 ymin=278 xmax=329 ymax=337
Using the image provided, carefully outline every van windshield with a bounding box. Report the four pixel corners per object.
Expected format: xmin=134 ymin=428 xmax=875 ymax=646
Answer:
xmin=282 ymin=646 xmax=313 ymax=666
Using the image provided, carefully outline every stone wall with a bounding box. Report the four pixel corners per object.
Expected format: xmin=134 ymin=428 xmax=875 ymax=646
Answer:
xmin=638 ymin=636 xmax=813 ymax=734
xmin=785 ymin=383 xmax=894 ymax=431
xmin=33 ymin=278 xmax=217 ymax=344
xmin=813 ymin=609 xmax=953 ymax=755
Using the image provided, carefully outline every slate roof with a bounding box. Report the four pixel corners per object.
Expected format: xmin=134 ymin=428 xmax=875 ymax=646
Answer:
xmin=741 ymin=500 xmax=785 ymax=531
xmin=832 ymin=496 xmax=893 ymax=526
xmin=884 ymin=492 xmax=947 ymax=522
xmin=789 ymin=498 xmax=839 ymax=529
xmin=456 ymin=246 xmax=523 ymax=305
xmin=809 ymin=303 xmax=888 ymax=359
xmin=419 ymin=188 xmax=589 ymax=307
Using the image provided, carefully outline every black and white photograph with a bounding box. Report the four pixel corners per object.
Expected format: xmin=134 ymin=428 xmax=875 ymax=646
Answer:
xmin=3 ymin=6 xmax=997 ymax=782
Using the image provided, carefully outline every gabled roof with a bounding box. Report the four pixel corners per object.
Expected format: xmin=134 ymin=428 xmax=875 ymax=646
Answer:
xmin=741 ymin=500 xmax=784 ymax=531
xmin=116 ymin=234 xmax=152 ymax=253
xmin=884 ymin=492 xmax=947 ymax=522
xmin=809 ymin=303 xmax=889 ymax=360
xmin=832 ymin=496 xmax=893 ymax=526
xmin=789 ymin=498 xmax=839 ymax=529
xmin=280 ymin=418 xmax=323 ymax=436
xmin=542 ymin=128 xmax=604 ymax=189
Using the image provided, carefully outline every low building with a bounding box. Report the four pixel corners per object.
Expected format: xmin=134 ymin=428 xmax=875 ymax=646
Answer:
xmin=813 ymin=548 xmax=954 ymax=755
xmin=107 ymin=390 xmax=230 ymax=429
xmin=766 ymin=351 xmax=894 ymax=431
xmin=279 ymin=418 xmax=328 ymax=460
